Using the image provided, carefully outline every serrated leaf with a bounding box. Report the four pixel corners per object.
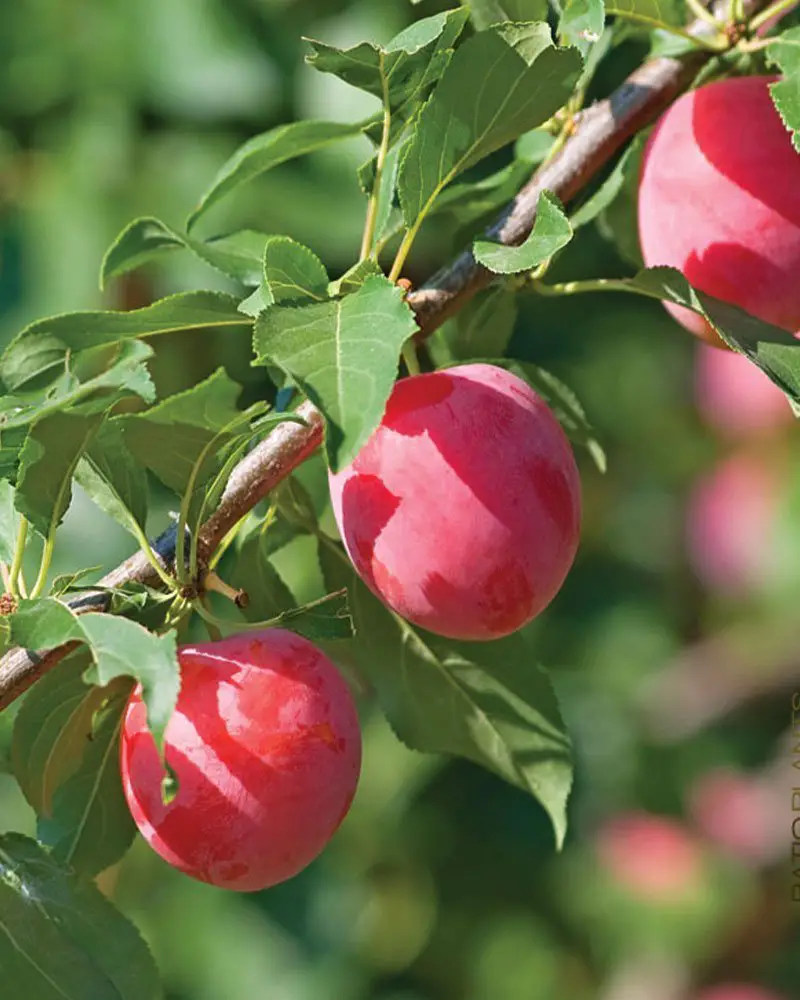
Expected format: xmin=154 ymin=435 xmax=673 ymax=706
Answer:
xmin=1 ymin=291 xmax=248 ymax=392
xmin=80 ymin=614 xmax=179 ymax=752
xmin=474 ymin=190 xmax=573 ymax=273
xmin=50 ymin=568 xmax=102 ymax=597
xmin=307 ymin=9 xmax=469 ymax=124
xmin=15 ymin=412 xmax=103 ymax=539
xmin=0 ymin=833 xmax=160 ymax=1000
xmin=8 ymin=598 xmax=179 ymax=755
xmin=321 ymin=546 xmax=572 ymax=846
xmin=76 ymin=422 xmax=149 ymax=539
xmin=262 ymin=236 xmax=329 ymax=305
xmin=594 ymin=266 xmax=800 ymax=404
xmin=39 ymin=694 xmax=137 ymax=877
xmin=0 ymin=339 xmax=155 ymax=431
xmin=187 ymin=120 xmax=366 ymax=230
xmin=329 ymin=259 xmax=384 ymax=298
xmin=0 ymin=480 xmax=19 ymax=562
xmin=466 ymin=0 xmax=549 ymax=27
xmin=769 ymin=30 xmax=800 ymax=152
xmin=571 ymin=133 xmax=644 ymax=229
xmin=559 ymin=0 xmax=605 ymax=52
xmin=398 ymin=24 xmax=582 ymax=227
xmin=0 ymin=425 xmax=26 ymax=484
xmin=118 ymin=367 xmax=243 ymax=496
xmin=101 ymin=216 xmax=273 ymax=287
xmin=11 ymin=650 xmax=102 ymax=817
xmin=254 ymin=274 xmax=418 ymax=471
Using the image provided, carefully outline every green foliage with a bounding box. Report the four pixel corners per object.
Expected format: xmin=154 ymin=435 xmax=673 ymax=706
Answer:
xmin=0 ymin=834 xmax=160 ymax=999
xmin=254 ymin=274 xmax=417 ymax=471
xmin=320 ymin=542 xmax=573 ymax=848
xmin=474 ymin=190 xmax=573 ymax=273
xmin=769 ymin=28 xmax=800 ymax=151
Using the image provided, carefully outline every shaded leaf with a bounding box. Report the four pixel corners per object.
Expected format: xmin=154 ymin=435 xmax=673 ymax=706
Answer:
xmin=231 ymin=525 xmax=296 ymax=621
xmin=39 ymin=694 xmax=137 ymax=877
xmin=329 ymin=259 xmax=384 ymax=298
xmin=76 ymin=422 xmax=149 ymax=540
xmin=0 ymin=833 xmax=160 ymax=1000
xmin=263 ymin=589 xmax=353 ymax=641
xmin=11 ymin=651 xmax=101 ymax=817
xmin=0 ymin=480 xmax=19 ymax=563
xmin=321 ymin=545 xmax=573 ymax=847
xmin=399 ymin=24 xmax=582 ymax=227
xmin=571 ymin=133 xmax=645 ymax=230
xmin=474 ymin=190 xmax=573 ymax=273
xmin=446 ymin=286 xmax=519 ymax=361
xmin=188 ymin=120 xmax=366 ymax=230
xmin=15 ymin=412 xmax=103 ymax=539
xmin=254 ymin=274 xmax=417 ymax=471
xmin=262 ymin=236 xmax=329 ymax=305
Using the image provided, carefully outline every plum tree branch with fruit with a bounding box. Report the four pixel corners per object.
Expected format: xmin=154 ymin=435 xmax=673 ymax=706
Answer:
xmin=2 ymin=0 xmax=800 ymax=992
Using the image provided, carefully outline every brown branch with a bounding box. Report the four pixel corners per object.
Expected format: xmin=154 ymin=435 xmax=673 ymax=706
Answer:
xmin=0 ymin=1 xmax=771 ymax=708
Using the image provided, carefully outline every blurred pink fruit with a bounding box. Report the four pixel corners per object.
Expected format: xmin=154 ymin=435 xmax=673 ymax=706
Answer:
xmin=695 ymin=986 xmax=786 ymax=1000
xmin=689 ymin=768 xmax=775 ymax=863
xmin=686 ymin=453 xmax=779 ymax=596
xmin=695 ymin=344 xmax=791 ymax=439
xmin=596 ymin=812 xmax=703 ymax=901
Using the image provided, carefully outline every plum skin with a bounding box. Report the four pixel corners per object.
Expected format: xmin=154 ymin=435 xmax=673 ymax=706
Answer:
xmin=638 ymin=75 xmax=800 ymax=343
xmin=328 ymin=363 xmax=581 ymax=641
xmin=120 ymin=629 xmax=362 ymax=892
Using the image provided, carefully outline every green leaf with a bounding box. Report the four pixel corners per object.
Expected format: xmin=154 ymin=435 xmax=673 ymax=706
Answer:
xmin=0 ymin=426 xmax=25 ymax=484
xmin=0 ymin=480 xmax=19 ymax=563
xmin=254 ymin=274 xmax=418 ymax=472
xmin=261 ymin=236 xmax=329 ymax=306
xmin=515 ymin=128 xmax=556 ymax=164
xmin=0 ymin=833 xmax=160 ymax=1000
xmin=570 ymin=133 xmax=644 ymax=229
xmin=50 ymin=568 xmax=102 ymax=597
xmin=306 ymin=9 xmax=469 ymax=121
xmin=75 ymin=422 xmax=149 ymax=540
xmin=15 ymin=412 xmax=103 ymax=538
xmin=769 ymin=29 xmax=800 ymax=152
xmin=101 ymin=217 xmax=274 ymax=287
xmin=506 ymin=361 xmax=606 ymax=472
xmin=187 ymin=120 xmax=366 ymax=230
xmin=594 ymin=266 xmax=800 ymax=404
xmin=80 ymin=613 xmax=179 ymax=752
xmin=39 ymin=694 xmax=137 ymax=877
xmin=328 ymin=259 xmax=384 ymax=298
xmin=559 ymin=0 xmax=605 ymax=52
xmin=9 ymin=598 xmax=179 ymax=755
xmin=118 ymin=367 xmax=243 ymax=496
xmin=231 ymin=524 xmax=297 ymax=621
xmin=0 ymin=340 xmax=155 ymax=431
xmin=262 ymin=589 xmax=354 ymax=641
xmin=321 ymin=546 xmax=572 ymax=847
xmin=606 ymin=0 xmax=682 ymax=26
xmin=398 ymin=24 xmax=582 ymax=227
xmin=466 ymin=0 xmax=549 ymax=28
xmin=474 ymin=190 xmax=573 ymax=273
xmin=1 ymin=291 xmax=248 ymax=392
xmin=11 ymin=651 xmax=103 ymax=817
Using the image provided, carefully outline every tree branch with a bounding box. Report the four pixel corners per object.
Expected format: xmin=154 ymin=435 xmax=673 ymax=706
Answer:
xmin=0 ymin=0 xmax=771 ymax=708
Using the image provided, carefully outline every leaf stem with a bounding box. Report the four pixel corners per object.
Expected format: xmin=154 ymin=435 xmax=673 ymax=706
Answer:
xmin=360 ymin=68 xmax=392 ymax=262
xmin=402 ymin=341 xmax=421 ymax=376
xmin=29 ymin=533 xmax=55 ymax=599
xmin=8 ymin=519 xmax=28 ymax=599
xmin=131 ymin=523 xmax=177 ymax=592
xmin=607 ymin=8 xmax=727 ymax=48
xmin=530 ymin=276 xmax=644 ymax=297
xmin=750 ymin=0 xmax=795 ymax=29
xmin=388 ymin=222 xmax=421 ymax=283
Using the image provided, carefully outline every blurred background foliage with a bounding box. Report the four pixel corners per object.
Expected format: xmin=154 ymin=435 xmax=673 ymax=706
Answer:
xmin=1 ymin=1 xmax=798 ymax=998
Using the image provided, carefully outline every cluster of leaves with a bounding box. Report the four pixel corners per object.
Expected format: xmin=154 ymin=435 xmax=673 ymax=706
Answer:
xmin=2 ymin=1 xmax=800 ymax=995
